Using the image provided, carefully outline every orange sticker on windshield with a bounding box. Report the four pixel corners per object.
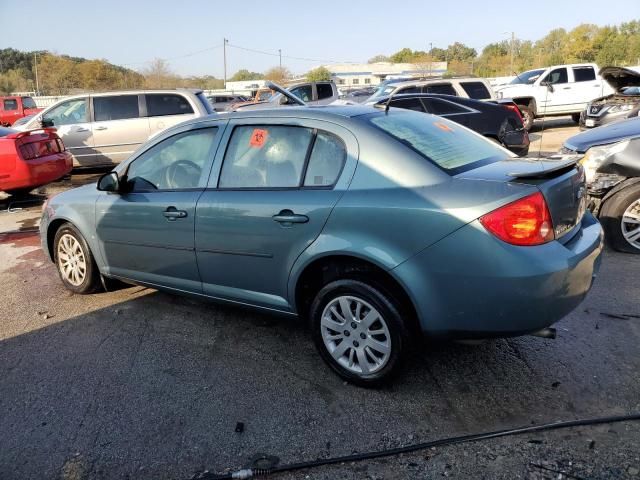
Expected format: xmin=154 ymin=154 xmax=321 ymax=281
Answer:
xmin=250 ymin=128 xmax=268 ymax=147
xmin=434 ymin=122 xmax=454 ymax=132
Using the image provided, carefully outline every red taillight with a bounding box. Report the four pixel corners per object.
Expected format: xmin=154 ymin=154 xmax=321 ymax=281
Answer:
xmin=503 ymin=103 xmax=524 ymax=124
xmin=19 ymin=143 xmax=38 ymax=160
xmin=480 ymin=192 xmax=554 ymax=246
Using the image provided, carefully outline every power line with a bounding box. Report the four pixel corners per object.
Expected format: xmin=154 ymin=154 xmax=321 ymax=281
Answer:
xmin=121 ymin=44 xmax=224 ymax=66
xmin=226 ymin=43 xmax=359 ymax=64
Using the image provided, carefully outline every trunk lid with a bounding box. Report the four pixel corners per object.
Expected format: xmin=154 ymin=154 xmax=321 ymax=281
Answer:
xmin=458 ymin=157 xmax=587 ymax=241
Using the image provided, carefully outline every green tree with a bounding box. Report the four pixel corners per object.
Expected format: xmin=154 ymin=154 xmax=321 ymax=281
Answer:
xmin=368 ymin=54 xmax=390 ymax=63
xmin=563 ymin=24 xmax=600 ymax=62
xmin=230 ymin=69 xmax=264 ymax=81
xmin=306 ymin=66 xmax=332 ymax=82
xmin=264 ymin=66 xmax=291 ymax=83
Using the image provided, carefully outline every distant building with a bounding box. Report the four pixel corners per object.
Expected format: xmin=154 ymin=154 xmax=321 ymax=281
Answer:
xmin=323 ymin=61 xmax=448 ymax=88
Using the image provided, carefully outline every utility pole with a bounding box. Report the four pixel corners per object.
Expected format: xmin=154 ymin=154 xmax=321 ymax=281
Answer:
xmin=428 ymin=42 xmax=433 ymax=77
xmin=34 ymin=52 xmax=40 ymax=95
xmin=278 ymin=49 xmax=282 ymax=69
xmin=510 ymin=31 xmax=515 ymax=75
xmin=223 ymin=38 xmax=228 ymax=89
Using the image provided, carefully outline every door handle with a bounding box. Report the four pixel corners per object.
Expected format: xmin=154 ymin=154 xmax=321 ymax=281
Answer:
xmin=94 ymin=126 xmax=108 ymax=131
xmin=163 ymin=207 xmax=188 ymax=221
xmin=562 ymin=87 xmax=571 ymax=90
xmin=272 ymin=210 xmax=309 ymax=224
xmin=75 ymin=127 xmax=90 ymax=132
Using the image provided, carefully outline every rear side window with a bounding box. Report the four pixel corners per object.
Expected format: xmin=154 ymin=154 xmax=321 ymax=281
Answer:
xmin=3 ymin=99 xmax=18 ymax=111
xmin=21 ymin=97 xmax=37 ymax=109
xmin=573 ymin=67 xmax=596 ymax=82
xmin=459 ymin=82 xmax=491 ymax=99
xmin=303 ymin=132 xmax=346 ymax=187
xmin=423 ymin=98 xmax=469 ymax=115
xmin=93 ymin=95 xmax=140 ymax=121
xmin=365 ymin=110 xmax=507 ymax=174
xmin=146 ymin=94 xmax=194 ymax=116
xmin=219 ymin=126 xmax=313 ymax=188
xmin=316 ymin=83 xmax=334 ymax=99
xmin=423 ymin=83 xmax=457 ymax=96
xmin=390 ymin=98 xmax=425 ymax=112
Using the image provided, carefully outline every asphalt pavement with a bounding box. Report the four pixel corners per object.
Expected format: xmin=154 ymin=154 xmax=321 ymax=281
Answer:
xmin=0 ymin=120 xmax=639 ymax=479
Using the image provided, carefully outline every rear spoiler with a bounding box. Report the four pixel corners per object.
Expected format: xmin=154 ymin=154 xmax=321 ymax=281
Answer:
xmin=508 ymin=156 xmax=582 ymax=179
xmin=5 ymin=127 xmax=58 ymax=139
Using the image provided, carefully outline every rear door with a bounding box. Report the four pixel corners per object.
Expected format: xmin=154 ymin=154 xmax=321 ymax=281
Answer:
xmin=195 ymin=118 xmax=358 ymax=311
xmin=145 ymin=93 xmax=198 ymax=137
xmin=570 ymin=66 xmax=602 ymax=106
xmin=40 ymin=97 xmax=95 ymax=167
xmin=91 ymin=94 xmax=150 ymax=165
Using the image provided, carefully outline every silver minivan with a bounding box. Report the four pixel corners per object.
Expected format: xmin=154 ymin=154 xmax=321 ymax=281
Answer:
xmin=17 ymin=90 xmax=213 ymax=167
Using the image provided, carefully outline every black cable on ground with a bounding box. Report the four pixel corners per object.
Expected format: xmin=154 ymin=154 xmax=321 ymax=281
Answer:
xmin=193 ymin=413 xmax=640 ymax=479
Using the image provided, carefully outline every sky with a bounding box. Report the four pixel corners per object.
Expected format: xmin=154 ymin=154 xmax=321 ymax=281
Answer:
xmin=1 ymin=0 xmax=638 ymax=78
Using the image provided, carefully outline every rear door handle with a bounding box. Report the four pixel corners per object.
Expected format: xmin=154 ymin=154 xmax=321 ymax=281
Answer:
xmin=163 ymin=206 xmax=188 ymax=221
xmin=272 ymin=210 xmax=309 ymax=224
xmin=94 ymin=126 xmax=108 ymax=131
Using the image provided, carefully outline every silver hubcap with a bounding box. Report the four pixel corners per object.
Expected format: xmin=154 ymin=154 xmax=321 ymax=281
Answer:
xmin=57 ymin=233 xmax=87 ymax=286
xmin=622 ymin=199 xmax=640 ymax=250
xmin=320 ymin=295 xmax=391 ymax=375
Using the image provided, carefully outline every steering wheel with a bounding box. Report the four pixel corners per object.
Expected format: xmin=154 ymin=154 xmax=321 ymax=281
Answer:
xmin=164 ymin=159 xmax=202 ymax=189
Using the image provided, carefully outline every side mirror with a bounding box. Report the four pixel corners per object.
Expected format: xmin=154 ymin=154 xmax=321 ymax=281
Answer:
xmin=541 ymin=81 xmax=554 ymax=93
xmin=41 ymin=117 xmax=54 ymax=128
xmin=97 ymin=172 xmax=120 ymax=192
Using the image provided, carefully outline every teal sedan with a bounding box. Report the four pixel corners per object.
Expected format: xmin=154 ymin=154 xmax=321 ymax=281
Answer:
xmin=40 ymin=106 xmax=603 ymax=386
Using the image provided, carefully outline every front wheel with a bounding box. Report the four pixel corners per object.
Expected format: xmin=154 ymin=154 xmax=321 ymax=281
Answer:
xmin=53 ymin=223 xmax=102 ymax=293
xmin=600 ymin=185 xmax=640 ymax=254
xmin=310 ymin=279 xmax=408 ymax=387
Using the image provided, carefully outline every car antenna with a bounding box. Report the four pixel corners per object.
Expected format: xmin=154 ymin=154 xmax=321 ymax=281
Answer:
xmin=384 ymin=90 xmax=399 ymax=114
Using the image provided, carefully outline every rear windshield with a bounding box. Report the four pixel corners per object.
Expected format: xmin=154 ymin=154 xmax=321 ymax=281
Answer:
xmin=363 ymin=110 xmax=509 ymax=174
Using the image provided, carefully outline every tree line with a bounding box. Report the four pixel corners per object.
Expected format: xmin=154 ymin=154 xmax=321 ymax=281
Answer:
xmin=369 ymin=20 xmax=640 ymax=77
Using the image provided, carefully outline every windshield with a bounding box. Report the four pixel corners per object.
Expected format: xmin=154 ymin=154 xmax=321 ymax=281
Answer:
xmin=21 ymin=97 xmax=37 ymax=109
xmin=509 ymin=69 xmax=546 ymax=85
xmin=364 ymin=110 xmax=509 ymax=174
xmin=368 ymin=84 xmax=399 ymax=101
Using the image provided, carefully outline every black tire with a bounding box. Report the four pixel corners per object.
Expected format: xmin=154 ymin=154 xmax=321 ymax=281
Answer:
xmin=599 ymin=184 xmax=640 ymax=254
xmin=53 ymin=223 xmax=102 ymax=293
xmin=571 ymin=113 xmax=581 ymax=124
xmin=5 ymin=187 xmax=35 ymax=197
xmin=309 ymin=279 xmax=409 ymax=387
xmin=518 ymin=104 xmax=534 ymax=131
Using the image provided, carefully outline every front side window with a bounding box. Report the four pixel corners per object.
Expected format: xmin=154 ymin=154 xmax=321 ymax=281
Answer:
xmin=573 ymin=67 xmax=596 ymax=82
xmin=43 ymin=98 xmax=88 ymax=126
xmin=145 ymin=94 xmax=194 ymax=116
xmin=303 ymin=132 xmax=346 ymax=187
xmin=542 ymin=68 xmax=568 ymax=85
xmin=365 ymin=110 xmax=508 ymax=174
xmin=289 ymin=85 xmax=312 ymax=102
xmin=3 ymin=99 xmax=18 ymax=111
xmin=423 ymin=83 xmax=457 ymax=96
xmin=459 ymin=82 xmax=491 ymax=99
xmin=219 ymin=125 xmax=314 ymax=188
xmin=316 ymin=83 xmax=333 ymax=99
xmin=93 ymin=95 xmax=140 ymax=121
xmin=390 ymin=98 xmax=426 ymax=112
xmin=21 ymin=97 xmax=37 ymax=109
xmin=125 ymin=128 xmax=218 ymax=191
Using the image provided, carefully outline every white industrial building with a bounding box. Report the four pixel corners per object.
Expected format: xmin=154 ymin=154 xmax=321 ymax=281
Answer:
xmin=323 ymin=61 xmax=448 ymax=88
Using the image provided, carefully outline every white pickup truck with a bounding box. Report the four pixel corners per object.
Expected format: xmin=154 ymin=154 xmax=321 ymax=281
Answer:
xmin=494 ymin=63 xmax=614 ymax=130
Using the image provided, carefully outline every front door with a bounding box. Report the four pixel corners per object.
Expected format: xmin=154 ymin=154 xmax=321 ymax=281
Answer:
xmin=195 ymin=120 xmax=357 ymax=311
xmin=538 ymin=67 xmax=573 ymax=115
xmin=91 ymin=94 xmax=151 ymax=165
xmin=41 ymin=97 xmax=95 ymax=167
xmin=95 ymin=126 xmax=221 ymax=292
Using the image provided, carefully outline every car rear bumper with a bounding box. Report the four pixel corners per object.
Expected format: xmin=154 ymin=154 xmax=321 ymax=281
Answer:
xmin=393 ymin=211 xmax=604 ymax=338
xmin=0 ymin=151 xmax=72 ymax=191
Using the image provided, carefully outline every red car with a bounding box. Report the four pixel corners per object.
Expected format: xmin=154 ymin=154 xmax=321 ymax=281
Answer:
xmin=0 ymin=96 xmax=43 ymax=127
xmin=0 ymin=127 xmax=72 ymax=195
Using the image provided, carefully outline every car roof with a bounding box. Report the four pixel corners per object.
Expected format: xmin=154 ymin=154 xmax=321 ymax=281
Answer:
xmin=386 ymin=77 xmax=487 ymax=88
xmin=55 ymin=89 xmax=203 ymax=100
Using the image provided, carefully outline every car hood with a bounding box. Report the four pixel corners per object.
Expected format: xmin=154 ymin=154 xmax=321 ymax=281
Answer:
xmin=599 ymin=66 xmax=640 ymax=92
xmin=564 ymin=116 xmax=640 ymax=152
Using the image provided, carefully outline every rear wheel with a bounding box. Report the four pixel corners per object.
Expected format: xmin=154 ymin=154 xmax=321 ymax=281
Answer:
xmin=600 ymin=185 xmax=640 ymax=254
xmin=53 ymin=223 xmax=102 ymax=293
xmin=518 ymin=105 xmax=534 ymax=131
xmin=310 ymin=279 xmax=408 ymax=387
